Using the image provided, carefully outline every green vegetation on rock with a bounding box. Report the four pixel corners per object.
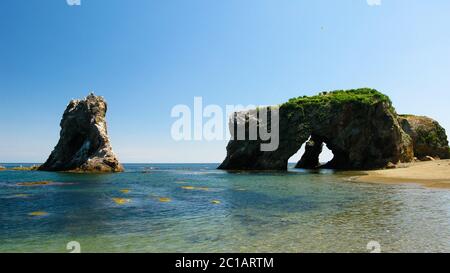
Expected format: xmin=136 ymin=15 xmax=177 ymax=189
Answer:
xmin=281 ymin=88 xmax=396 ymax=123
xmin=283 ymin=88 xmax=393 ymax=108
xmin=220 ymin=88 xmax=414 ymax=170
xmin=416 ymin=124 xmax=448 ymax=147
xmin=399 ymin=114 xmax=450 ymax=159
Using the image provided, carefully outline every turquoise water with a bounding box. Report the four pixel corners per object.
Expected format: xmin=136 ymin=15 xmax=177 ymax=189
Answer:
xmin=1 ymin=163 xmax=449 ymax=253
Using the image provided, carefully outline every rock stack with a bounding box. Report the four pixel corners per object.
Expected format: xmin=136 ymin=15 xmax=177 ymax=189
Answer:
xmin=39 ymin=93 xmax=123 ymax=172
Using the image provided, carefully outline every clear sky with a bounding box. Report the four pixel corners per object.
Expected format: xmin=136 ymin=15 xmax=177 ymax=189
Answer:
xmin=1 ymin=0 xmax=449 ymax=163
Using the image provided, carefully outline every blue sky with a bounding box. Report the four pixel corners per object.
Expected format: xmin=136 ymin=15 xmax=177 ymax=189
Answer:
xmin=1 ymin=0 xmax=449 ymax=163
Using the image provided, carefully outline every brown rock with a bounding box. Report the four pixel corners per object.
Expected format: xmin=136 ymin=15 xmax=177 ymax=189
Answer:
xmin=386 ymin=162 xmax=397 ymax=169
xmin=422 ymin=156 xmax=436 ymax=162
xmin=399 ymin=115 xmax=450 ymax=160
xmin=39 ymin=93 xmax=123 ymax=173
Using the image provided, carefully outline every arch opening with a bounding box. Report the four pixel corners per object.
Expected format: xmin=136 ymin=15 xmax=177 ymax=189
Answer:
xmin=289 ymin=135 xmax=335 ymax=169
xmin=319 ymin=145 xmax=334 ymax=166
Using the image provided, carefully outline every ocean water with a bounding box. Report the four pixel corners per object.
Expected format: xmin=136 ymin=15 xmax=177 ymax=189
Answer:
xmin=0 ymin=163 xmax=449 ymax=253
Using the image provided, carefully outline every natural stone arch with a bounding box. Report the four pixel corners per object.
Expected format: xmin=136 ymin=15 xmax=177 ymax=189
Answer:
xmin=219 ymin=89 xmax=416 ymax=171
xmin=295 ymin=135 xmax=324 ymax=169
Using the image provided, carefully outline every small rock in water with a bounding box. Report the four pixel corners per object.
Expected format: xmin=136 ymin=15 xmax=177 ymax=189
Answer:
xmin=38 ymin=94 xmax=123 ymax=173
xmin=29 ymin=211 xmax=49 ymax=217
xmin=386 ymin=162 xmax=397 ymax=169
xmin=142 ymin=167 xmax=156 ymax=173
xmin=112 ymin=198 xmax=131 ymax=205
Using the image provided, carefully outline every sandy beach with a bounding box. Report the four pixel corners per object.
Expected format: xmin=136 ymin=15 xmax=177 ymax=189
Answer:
xmin=353 ymin=159 xmax=450 ymax=189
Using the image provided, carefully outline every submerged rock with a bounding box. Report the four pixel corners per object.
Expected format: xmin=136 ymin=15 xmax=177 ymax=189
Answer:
xmin=39 ymin=93 xmax=123 ymax=173
xmin=112 ymin=198 xmax=131 ymax=205
xmin=220 ymin=89 xmax=419 ymax=170
xmin=12 ymin=194 xmax=31 ymax=198
xmin=28 ymin=211 xmax=49 ymax=217
xmin=16 ymin=181 xmax=54 ymax=187
xmin=398 ymin=115 xmax=450 ymax=160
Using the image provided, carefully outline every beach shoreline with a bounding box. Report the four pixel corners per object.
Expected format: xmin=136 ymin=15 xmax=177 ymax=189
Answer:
xmin=351 ymin=159 xmax=450 ymax=189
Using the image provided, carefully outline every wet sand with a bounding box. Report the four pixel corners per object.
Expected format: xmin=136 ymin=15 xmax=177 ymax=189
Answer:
xmin=352 ymin=159 xmax=450 ymax=189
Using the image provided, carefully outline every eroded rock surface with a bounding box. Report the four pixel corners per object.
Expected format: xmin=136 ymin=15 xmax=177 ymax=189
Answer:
xmin=219 ymin=89 xmax=418 ymax=170
xmin=295 ymin=136 xmax=323 ymax=169
xmin=399 ymin=115 xmax=450 ymax=160
xmin=39 ymin=93 xmax=123 ymax=172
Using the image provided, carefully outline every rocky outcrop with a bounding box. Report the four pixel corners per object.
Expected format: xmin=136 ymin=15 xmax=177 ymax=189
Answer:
xmin=39 ymin=93 xmax=123 ymax=172
xmin=219 ymin=89 xmax=419 ymax=170
xmin=295 ymin=136 xmax=323 ymax=169
xmin=399 ymin=115 xmax=450 ymax=160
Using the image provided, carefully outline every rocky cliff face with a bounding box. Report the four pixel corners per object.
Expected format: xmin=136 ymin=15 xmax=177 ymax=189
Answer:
xmin=39 ymin=93 xmax=123 ymax=172
xmin=219 ymin=89 xmax=420 ymax=170
xmin=399 ymin=115 xmax=450 ymax=160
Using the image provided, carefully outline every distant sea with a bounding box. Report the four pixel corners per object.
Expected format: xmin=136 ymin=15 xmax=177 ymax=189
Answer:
xmin=1 ymin=163 xmax=450 ymax=253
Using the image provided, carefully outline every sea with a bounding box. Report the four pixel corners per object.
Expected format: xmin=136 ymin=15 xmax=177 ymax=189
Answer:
xmin=1 ymin=163 xmax=449 ymax=253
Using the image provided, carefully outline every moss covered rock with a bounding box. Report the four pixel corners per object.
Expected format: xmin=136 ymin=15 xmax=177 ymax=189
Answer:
xmin=399 ymin=115 xmax=450 ymax=160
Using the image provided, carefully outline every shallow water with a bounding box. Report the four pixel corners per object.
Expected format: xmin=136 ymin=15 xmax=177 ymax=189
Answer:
xmin=0 ymin=163 xmax=449 ymax=253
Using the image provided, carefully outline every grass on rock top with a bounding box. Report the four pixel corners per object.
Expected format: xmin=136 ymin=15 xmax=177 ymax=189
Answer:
xmin=283 ymin=88 xmax=393 ymax=108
